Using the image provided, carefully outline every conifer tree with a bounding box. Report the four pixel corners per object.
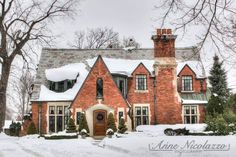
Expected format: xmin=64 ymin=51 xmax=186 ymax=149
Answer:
xmin=78 ymin=113 xmax=90 ymax=133
xmin=118 ymin=117 xmax=127 ymax=134
xmin=107 ymin=112 xmax=117 ymax=132
xmin=27 ymin=122 xmax=37 ymax=135
xmin=207 ymin=55 xmax=229 ymax=114
xmin=66 ymin=118 xmax=77 ymax=133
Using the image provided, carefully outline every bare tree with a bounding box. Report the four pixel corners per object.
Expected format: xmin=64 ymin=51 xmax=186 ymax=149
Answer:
xmin=71 ymin=27 xmax=120 ymax=49
xmin=71 ymin=27 xmax=141 ymax=49
xmin=12 ymin=66 xmax=34 ymax=121
xmin=156 ymin=0 xmax=236 ymax=61
xmin=0 ymin=0 xmax=79 ymax=132
xmin=122 ymin=37 xmax=140 ymax=48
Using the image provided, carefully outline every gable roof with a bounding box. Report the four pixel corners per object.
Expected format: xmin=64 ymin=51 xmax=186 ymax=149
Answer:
xmin=131 ymin=62 xmax=152 ymax=75
xmin=177 ymin=60 xmax=206 ymax=79
xmin=70 ymin=55 xmax=130 ymax=108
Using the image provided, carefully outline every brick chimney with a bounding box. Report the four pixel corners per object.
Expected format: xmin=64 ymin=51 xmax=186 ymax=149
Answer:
xmin=152 ymin=28 xmax=182 ymax=124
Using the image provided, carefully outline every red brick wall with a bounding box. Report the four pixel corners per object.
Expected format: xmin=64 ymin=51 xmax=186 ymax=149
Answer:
xmin=71 ymin=56 xmax=128 ymax=121
xmin=127 ymin=64 xmax=156 ymax=124
xmin=199 ymin=104 xmax=206 ymax=123
xmin=156 ymin=67 xmax=182 ymax=124
xmin=178 ymin=65 xmax=207 ymax=93
xmin=31 ymin=102 xmax=47 ymax=134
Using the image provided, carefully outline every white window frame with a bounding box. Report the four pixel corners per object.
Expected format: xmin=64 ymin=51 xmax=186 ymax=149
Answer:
xmin=183 ymin=105 xmax=199 ymax=124
xmin=133 ymin=104 xmax=150 ymax=128
xmin=48 ymin=104 xmax=69 ymax=133
xmin=135 ymin=74 xmax=147 ymax=91
xmin=182 ymin=76 xmax=193 ymax=92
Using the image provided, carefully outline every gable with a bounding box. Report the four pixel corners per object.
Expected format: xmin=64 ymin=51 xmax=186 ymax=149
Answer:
xmin=71 ymin=56 xmax=129 ymax=109
xmin=131 ymin=62 xmax=152 ymax=76
xmin=178 ymin=64 xmax=197 ymax=78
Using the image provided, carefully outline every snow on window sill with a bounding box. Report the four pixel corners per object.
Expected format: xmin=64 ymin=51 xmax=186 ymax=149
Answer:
xmin=135 ymin=90 xmax=149 ymax=93
xmin=181 ymin=90 xmax=194 ymax=93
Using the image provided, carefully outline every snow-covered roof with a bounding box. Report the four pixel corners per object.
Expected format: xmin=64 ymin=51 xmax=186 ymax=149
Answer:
xmin=182 ymin=99 xmax=208 ymax=104
xmin=32 ymin=47 xmax=204 ymax=101
xmin=38 ymin=63 xmax=88 ymax=101
xmin=37 ymin=56 xmax=206 ymax=101
xmin=45 ymin=63 xmax=85 ymax=82
xmin=87 ymin=57 xmax=154 ymax=76
xmin=177 ymin=60 xmax=205 ymax=78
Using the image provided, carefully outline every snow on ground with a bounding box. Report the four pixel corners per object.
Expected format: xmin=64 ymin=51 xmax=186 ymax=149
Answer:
xmin=1 ymin=124 xmax=236 ymax=157
xmin=136 ymin=124 xmax=207 ymax=136
xmin=0 ymin=133 xmax=128 ymax=157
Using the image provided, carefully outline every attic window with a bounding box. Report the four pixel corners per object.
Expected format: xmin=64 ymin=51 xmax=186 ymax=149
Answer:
xmin=136 ymin=75 xmax=147 ymax=90
xmin=182 ymin=76 xmax=193 ymax=91
xmin=96 ymin=78 xmax=103 ymax=99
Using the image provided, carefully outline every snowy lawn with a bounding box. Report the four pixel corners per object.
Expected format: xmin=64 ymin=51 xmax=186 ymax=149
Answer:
xmin=1 ymin=124 xmax=236 ymax=157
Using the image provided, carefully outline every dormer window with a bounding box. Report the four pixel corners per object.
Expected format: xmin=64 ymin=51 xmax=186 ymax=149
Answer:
xmin=182 ymin=76 xmax=193 ymax=91
xmin=96 ymin=78 xmax=103 ymax=99
xmin=136 ymin=74 xmax=147 ymax=90
xmin=49 ymin=79 xmax=76 ymax=92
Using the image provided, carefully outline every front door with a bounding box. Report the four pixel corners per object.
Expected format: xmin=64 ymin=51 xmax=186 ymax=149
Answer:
xmin=93 ymin=110 xmax=107 ymax=136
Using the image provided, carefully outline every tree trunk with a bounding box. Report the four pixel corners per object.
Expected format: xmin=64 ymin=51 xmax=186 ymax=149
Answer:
xmin=0 ymin=60 xmax=11 ymax=132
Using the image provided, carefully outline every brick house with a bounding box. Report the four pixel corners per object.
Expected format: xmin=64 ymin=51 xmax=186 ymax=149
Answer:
xmin=30 ymin=29 xmax=208 ymax=136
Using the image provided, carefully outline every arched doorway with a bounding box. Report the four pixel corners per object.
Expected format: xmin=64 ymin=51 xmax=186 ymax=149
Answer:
xmin=93 ymin=110 xmax=107 ymax=136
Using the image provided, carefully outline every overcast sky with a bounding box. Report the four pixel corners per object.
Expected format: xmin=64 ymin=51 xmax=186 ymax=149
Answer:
xmin=48 ymin=0 xmax=236 ymax=92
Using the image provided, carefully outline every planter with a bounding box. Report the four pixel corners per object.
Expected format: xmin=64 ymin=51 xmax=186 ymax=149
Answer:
xmin=107 ymin=134 xmax=112 ymax=138
xmin=81 ymin=134 xmax=86 ymax=139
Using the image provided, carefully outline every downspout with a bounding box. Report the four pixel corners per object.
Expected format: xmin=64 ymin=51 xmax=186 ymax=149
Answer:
xmin=38 ymin=102 xmax=42 ymax=135
xmin=153 ymin=77 xmax=157 ymax=124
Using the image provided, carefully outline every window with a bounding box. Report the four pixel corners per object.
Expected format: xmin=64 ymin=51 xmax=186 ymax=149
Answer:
xmin=183 ymin=105 xmax=198 ymax=124
xmin=182 ymin=76 xmax=193 ymax=91
xmin=49 ymin=80 xmax=76 ymax=92
xmin=96 ymin=78 xmax=103 ymax=98
xmin=76 ymin=112 xmax=81 ymax=125
xmin=112 ymin=75 xmax=127 ymax=98
xmin=134 ymin=106 xmax=149 ymax=127
xmin=118 ymin=111 xmax=124 ymax=120
xmin=49 ymin=105 xmax=68 ymax=133
xmin=136 ymin=75 xmax=147 ymax=90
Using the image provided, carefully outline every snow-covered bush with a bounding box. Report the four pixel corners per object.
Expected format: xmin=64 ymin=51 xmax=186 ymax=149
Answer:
xmin=106 ymin=128 xmax=114 ymax=136
xmin=9 ymin=121 xmax=21 ymax=136
xmin=80 ymin=129 xmax=88 ymax=136
xmin=78 ymin=113 xmax=90 ymax=133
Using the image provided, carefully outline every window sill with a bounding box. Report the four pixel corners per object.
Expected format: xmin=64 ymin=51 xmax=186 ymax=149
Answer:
xmin=135 ymin=90 xmax=149 ymax=93
xmin=181 ymin=90 xmax=194 ymax=93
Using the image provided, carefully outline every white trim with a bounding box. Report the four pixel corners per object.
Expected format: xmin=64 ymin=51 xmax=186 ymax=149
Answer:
xmin=182 ymin=105 xmax=200 ymax=124
xmin=133 ymin=104 xmax=150 ymax=129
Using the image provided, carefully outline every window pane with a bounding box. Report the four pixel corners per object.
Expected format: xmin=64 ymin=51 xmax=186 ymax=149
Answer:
xmin=57 ymin=116 xmax=63 ymax=132
xmin=191 ymin=106 xmax=197 ymax=114
xmin=76 ymin=112 xmax=81 ymax=125
xmin=96 ymin=78 xmax=103 ymax=98
xmin=57 ymin=106 xmax=63 ymax=114
xmin=143 ymin=116 xmax=149 ymax=125
xmin=191 ymin=116 xmax=197 ymax=124
xmin=142 ymin=107 xmax=148 ymax=116
xmin=57 ymin=81 xmax=65 ymax=92
xmin=49 ymin=116 xmax=55 ymax=132
xmin=135 ymin=107 xmax=141 ymax=115
xmin=182 ymin=76 xmax=192 ymax=91
xmin=119 ymin=111 xmax=124 ymax=120
xmin=184 ymin=116 xmax=190 ymax=124
xmin=136 ymin=75 xmax=147 ymax=90
xmin=49 ymin=106 xmax=55 ymax=115
xmin=135 ymin=117 xmax=141 ymax=126
xmin=184 ymin=106 xmax=190 ymax=114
